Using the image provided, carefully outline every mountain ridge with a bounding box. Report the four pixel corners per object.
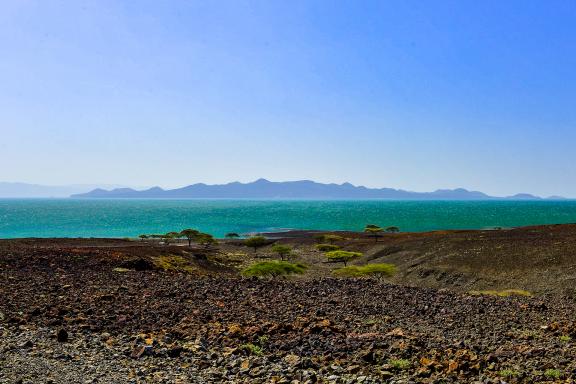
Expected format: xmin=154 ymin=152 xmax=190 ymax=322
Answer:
xmin=0 ymin=182 xmax=132 ymax=198
xmin=70 ymin=179 xmax=565 ymax=200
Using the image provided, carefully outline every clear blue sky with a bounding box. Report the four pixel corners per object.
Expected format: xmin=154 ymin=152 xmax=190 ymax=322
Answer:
xmin=1 ymin=0 xmax=575 ymax=197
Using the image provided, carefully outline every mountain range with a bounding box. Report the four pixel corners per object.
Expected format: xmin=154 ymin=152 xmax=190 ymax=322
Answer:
xmin=70 ymin=179 xmax=567 ymax=200
xmin=0 ymin=182 xmax=131 ymax=198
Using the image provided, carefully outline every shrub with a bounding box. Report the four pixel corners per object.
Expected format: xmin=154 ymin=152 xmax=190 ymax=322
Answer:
xmin=388 ymin=359 xmax=410 ymax=370
xmin=386 ymin=226 xmax=400 ymax=233
xmin=240 ymin=343 xmax=263 ymax=356
xmin=315 ymin=244 xmax=341 ymax=252
xmin=333 ymin=266 xmax=363 ymax=277
xmin=242 ymin=261 xmax=307 ymax=278
xmin=333 ymin=263 xmax=396 ymax=279
xmin=560 ymin=335 xmax=571 ymax=343
xmin=325 ymin=250 xmax=362 ymax=266
xmin=271 ymin=244 xmax=292 ymax=261
xmin=499 ymin=369 xmax=519 ymax=378
xmin=244 ymin=236 xmax=268 ymax=253
xmin=225 ymin=232 xmax=240 ymax=239
xmin=544 ymin=369 xmax=562 ymax=379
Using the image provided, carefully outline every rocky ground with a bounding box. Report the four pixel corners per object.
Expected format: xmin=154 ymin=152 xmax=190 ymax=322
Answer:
xmin=1 ymin=229 xmax=576 ymax=383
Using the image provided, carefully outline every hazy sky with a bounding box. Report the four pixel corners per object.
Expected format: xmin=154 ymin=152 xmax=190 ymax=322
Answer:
xmin=1 ymin=0 xmax=575 ymax=196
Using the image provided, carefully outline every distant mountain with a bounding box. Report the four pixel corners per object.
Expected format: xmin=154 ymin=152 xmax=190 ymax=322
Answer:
xmin=71 ymin=179 xmax=559 ymax=200
xmin=0 ymin=182 xmax=132 ymax=198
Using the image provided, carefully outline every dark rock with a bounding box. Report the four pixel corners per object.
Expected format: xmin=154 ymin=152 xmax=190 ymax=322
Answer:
xmin=57 ymin=329 xmax=68 ymax=343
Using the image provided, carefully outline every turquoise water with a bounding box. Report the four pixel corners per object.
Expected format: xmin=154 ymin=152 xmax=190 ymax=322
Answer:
xmin=1 ymin=199 xmax=576 ymax=239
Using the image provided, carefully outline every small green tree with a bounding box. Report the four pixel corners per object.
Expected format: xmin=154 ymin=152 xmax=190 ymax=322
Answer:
xmin=242 ymin=261 xmax=307 ymax=278
xmin=225 ymin=232 xmax=240 ymax=239
xmin=315 ymin=244 xmax=341 ymax=252
xmin=364 ymin=224 xmax=384 ymax=242
xmin=180 ymin=228 xmax=200 ymax=247
xmin=325 ymin=250 xmax=362 ymax=266
xmin=138 ymin=234 xmax=149 ymax=242
xmin=244 ymin=236 xmax=268 ymax=254
xmin=271 ymin=244 xmax=292 ymax=261
xmin=386 ymin=226 xmax=400 ymax=233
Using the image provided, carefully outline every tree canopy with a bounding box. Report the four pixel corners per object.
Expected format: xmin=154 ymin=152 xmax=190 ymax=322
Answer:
xmin=364 ymin=224 xmax=384 ymax=242
xmin=244 ymin=236 xmax=269 ymax=253
xmin=180 ymin=228 xmax=201 ymax=247
xmin=325 ymin=250 xmax=362 ymax=266
xmin=271 ymin=244 xmax=292 ymax=261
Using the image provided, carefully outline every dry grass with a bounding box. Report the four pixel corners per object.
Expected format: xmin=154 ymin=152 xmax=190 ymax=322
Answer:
xmin=153 ymin=255 xmax=198 ymax=273
xmin=468 ymin=289 xmax=532 ymax=297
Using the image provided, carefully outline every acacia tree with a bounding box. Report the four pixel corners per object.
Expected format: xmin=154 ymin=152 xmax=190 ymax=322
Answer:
xmin=271 ymin=244 xmax=292 ymax=261
xmin=163 ymin=232 xmax=181 ymax=245
xmin=138 ymin=234 xmax=149 ymax=242
xmin=325 ymin=250 xmax=362 ymax=267
xmin=386 ymin=226 xmax=400 ymax=233
xmin=244 ymin=236 xmax=268 ymax=254
xmin=196 ymin=233 xmax=217 ymax=248
xmin=180 ymin=229 xmax=200 ymax=247
xmin=364 ymin=224 xmax=384 ymax=242
xmin=225 ymin=232 xmax=240 ymax=239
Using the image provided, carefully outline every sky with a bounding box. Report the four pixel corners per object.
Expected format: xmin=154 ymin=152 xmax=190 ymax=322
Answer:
xmin=1 ymin=0 xmax=575 ymax=197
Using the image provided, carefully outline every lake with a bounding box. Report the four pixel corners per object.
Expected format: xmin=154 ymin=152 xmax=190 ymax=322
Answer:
xmin=1 ymin=199 xmax=576 ymax=238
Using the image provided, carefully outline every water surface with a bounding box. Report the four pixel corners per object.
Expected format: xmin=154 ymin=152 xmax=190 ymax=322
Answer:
xmin=1 ymin=199 xmax=575 ymax=238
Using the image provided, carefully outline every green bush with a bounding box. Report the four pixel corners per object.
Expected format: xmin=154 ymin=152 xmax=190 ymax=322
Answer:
xmin=499 ymin=369 xmax=519 ymax=378
xmin=388 ymin=359 xmax=410 ymax=370
xmin=560 ymin=335 xmax=571 ymax=343
xmin=544 ymin=369 xmax=562 ymax=379
xmin=333 ymin=263 xmax=396 ymax=279
xmin=242 ymin=261 xmax=307 ymax=278
xmin=325 ymin=250 xmax=362 ymax=266
xmin=240 ymin=343 xmax=263 ymax=356
xmin=315 ymin=244 xmax=341 ymax=252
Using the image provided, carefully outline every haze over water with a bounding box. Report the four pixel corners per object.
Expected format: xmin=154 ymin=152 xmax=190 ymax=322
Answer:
xmin=1 ymin=199 xmax=576 ymax=239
